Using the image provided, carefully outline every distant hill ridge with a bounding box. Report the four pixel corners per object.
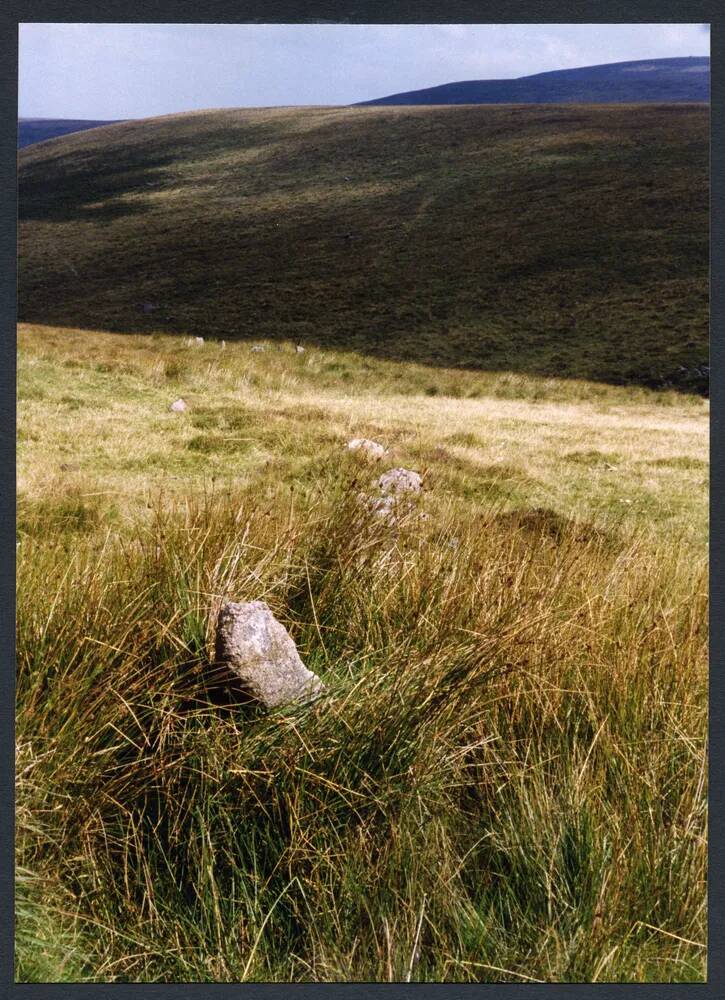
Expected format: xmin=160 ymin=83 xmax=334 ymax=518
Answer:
xmin=18 ymin=58 xmax=708 ymax=150
xmin=357 ymin=56 xmax=710 ymax=106
xmin=18 ymin=119 xmax=123 ymax=149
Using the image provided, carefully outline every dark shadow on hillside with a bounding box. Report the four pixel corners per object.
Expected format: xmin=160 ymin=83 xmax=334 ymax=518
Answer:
xmin=18 ymin=112 xmax=326 ymax=224
xmin=19 ymin=153 xmax=180 ymax=223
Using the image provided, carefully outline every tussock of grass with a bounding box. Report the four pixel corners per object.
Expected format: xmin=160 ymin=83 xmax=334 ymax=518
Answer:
xmin=17 ymin=485 xmax=115 ymax=538
xmin=16 ymin=476 xmax=706 ymax=982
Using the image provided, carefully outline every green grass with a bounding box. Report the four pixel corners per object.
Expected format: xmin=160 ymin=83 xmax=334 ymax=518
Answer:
xmin=16 ymin=327 xmax=707 ymax=982
xmin=18 ymin=104 xmax=708 ymax=392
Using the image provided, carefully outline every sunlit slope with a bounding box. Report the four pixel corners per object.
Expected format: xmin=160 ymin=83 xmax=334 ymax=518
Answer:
xmin=18 ymin=104 xmax=708 ymax=389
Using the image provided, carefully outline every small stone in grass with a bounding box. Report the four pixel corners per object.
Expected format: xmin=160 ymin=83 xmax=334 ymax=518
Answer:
xmin=170 ymin=398 xmax=188 ymax=412
xmin=378 ymin=468 xmax=422 ymax=495
xmin=347 ymin=438 xmax=386 ymax=459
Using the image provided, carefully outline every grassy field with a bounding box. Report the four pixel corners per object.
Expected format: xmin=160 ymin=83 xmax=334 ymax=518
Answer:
xmin=16 ymin=324 xmax=708 ymax=982
xmin=18 ymin=103 xmax=709 ymax=392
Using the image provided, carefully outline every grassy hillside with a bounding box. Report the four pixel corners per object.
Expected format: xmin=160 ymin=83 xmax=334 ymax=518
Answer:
xmin=18 ymin=104 xmax=708 ymax=392
xmin=16 ymin=326 xmax=708 ymax=982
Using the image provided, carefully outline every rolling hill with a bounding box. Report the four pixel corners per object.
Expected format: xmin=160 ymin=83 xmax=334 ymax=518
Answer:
xmin=358 ymin=57 xmax=710 ymax=106
xmin=18 ymin=103 xmax=708 ymax=391
xmin=18 ymin=118 xmax=123 ymax=148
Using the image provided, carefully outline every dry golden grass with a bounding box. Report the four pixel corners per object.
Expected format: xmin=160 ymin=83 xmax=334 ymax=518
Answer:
xmin=18 ymin=324 xmax=708 ymax=546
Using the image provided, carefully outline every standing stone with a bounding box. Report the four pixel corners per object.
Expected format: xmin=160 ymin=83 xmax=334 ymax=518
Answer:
xmin=170 ymin=398 xmax=188 ymax=412
xmin=215 ymin=600 xmax=324 ymax=708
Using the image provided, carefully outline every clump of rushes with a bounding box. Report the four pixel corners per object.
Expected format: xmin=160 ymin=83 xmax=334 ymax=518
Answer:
xmin=16 ymin=476 xmax=707 ymax=983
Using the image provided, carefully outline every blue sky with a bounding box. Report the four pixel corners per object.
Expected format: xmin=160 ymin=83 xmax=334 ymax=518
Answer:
xmin=19 ymin=22 xmax=710 ymax=119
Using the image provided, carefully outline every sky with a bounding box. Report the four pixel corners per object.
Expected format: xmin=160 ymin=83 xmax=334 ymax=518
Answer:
xmin=19 ymin=22 xmax=711 ymax=119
